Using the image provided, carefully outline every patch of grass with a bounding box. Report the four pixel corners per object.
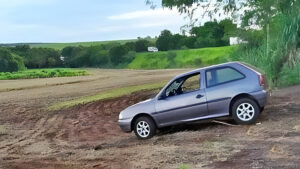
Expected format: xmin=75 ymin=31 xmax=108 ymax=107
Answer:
xmin=179 ymin=164 xmax=189 ymax=169
xmin=0 ymin=68 xmax=88 ymax=80
xmin=48 ymin=81 xmax=166 ymax=111
xmin=128 ymin=46 xmax=238 ymax=69
xmin=0 ymin=125 xmax=7 ymax=135
xmin=278 ymin=61 xmax=300 ymax=87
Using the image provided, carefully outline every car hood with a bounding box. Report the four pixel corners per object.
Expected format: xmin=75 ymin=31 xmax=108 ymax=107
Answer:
xmin=127 ymin=98 xmax=155 ymax=110
xmin=120 ymin=98 xmax=156 ymax=119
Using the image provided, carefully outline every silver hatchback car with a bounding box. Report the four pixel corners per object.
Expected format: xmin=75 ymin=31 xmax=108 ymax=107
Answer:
xmin=118 ymin=62 xmax=267 ymax=139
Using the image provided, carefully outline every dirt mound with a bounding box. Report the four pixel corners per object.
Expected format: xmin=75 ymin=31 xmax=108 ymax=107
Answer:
xmin=57 ymin=89 xmax=158 ymax=143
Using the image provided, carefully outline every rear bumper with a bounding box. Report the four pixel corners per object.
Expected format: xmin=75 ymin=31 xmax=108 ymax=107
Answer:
xmin=250 ymin=90 xmax=268 ymax=107
xmin=118 ymin=118 xmax=132 ymax=132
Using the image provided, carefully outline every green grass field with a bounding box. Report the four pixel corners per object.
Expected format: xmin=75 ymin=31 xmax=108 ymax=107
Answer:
xmin=0 ymin=68 xmax=88 ymax=80
xmin=128 ymin=46 xmax=238 ymax=69
xmin=29 ymin=39 xmax=137 ymax=50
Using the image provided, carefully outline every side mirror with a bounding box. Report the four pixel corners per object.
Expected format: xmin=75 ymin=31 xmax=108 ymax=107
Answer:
xmin=158 ymin=94 xmax=166 ymax=100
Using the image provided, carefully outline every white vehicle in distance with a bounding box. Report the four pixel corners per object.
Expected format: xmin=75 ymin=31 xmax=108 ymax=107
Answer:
xmin=148 ymin=47 xmax=158 ymax=52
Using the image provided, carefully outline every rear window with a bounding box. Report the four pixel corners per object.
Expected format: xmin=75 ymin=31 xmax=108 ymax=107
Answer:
xmin=206 ymin=67 xmax=244 ymax=87
xmin=240 ymin=62 xmax=265 ymax=74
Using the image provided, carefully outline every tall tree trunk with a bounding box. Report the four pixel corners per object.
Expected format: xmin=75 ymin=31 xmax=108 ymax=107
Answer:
xmin=266 ymin=23 xmax=270 ymax=58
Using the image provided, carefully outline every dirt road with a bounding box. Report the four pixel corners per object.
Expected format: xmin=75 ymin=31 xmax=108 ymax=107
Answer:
xmin=0 ymin=69 xmax=299 ymax=169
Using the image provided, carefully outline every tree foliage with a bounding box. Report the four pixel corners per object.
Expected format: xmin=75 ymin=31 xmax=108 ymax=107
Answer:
xmin=156 ymin=30 xmax=174 ymax=51
xmin=109 ymin=46 xmax=128 ymax=65
xmin=135 ymin=39 xmax=151 ymax=52
xmin=0 ymin=48 xmax=26 ymax=72
xmin=12 ymin=45 xmax=63 ymax=68
xmin=155 ymin=19 xmax=237 ymax=51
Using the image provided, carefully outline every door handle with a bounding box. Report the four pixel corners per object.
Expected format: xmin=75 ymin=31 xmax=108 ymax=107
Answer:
xmin=196 ymin=94 xmax=204 ymax=99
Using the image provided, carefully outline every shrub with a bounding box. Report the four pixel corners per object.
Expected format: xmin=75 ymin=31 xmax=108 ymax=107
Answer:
xmin=278 ymin=61 xmax=300 ymax=87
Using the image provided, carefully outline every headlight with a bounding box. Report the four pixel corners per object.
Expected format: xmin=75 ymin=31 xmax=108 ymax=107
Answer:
xmin=119 ymin=113 xmax=123 ymax=120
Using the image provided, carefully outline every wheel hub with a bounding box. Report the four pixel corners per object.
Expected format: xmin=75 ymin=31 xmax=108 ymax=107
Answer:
xmin=136 ymin=121 xmax=150 ymax=137
xmin=236 ymin=103 xmax=255 ymax=121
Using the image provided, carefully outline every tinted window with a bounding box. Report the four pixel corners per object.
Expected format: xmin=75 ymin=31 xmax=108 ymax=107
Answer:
xmin=206 ymin=67 xmax=244 ymax=87
xmin=165 ymin=73 xmax=200 ymax=97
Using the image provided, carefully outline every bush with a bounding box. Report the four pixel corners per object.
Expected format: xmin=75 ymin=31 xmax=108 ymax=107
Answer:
xmin=278 ymin=61 xmax=300 ymax=87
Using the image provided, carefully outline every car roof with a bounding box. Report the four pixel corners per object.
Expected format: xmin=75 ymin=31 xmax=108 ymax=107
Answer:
xmin=174 ymin=61 xmax=242 ymax=79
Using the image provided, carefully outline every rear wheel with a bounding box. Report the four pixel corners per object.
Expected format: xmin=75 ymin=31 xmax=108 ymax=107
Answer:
xmin=134 ymin=116 xmax=156 ymax=139
xmin=232 ymin=98 xmax=260 ymax=125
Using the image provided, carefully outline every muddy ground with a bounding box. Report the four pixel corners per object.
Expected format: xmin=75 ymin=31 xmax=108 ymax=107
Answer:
xmin=0 ymin=69 xmax=299 ymax=169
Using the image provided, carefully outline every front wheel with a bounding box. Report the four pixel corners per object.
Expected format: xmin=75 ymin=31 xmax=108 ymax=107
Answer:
xmin=232 ymin=98 xmax=260 ymax=125
xmin=134 ymin=116 xmax=156 ymax=139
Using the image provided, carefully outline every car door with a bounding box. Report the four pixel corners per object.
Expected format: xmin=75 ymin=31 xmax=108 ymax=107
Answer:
xmin=205 ymin=66 xmax=246 ymax=116
xmin=154 ymin=72 xmax=208 ymax=127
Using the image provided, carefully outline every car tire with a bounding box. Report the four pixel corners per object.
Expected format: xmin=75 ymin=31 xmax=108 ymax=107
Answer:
xmin=232 ymin=98 xmax=260 ymax=125
xmin=134 ymin=116 xmax=156 ymax=139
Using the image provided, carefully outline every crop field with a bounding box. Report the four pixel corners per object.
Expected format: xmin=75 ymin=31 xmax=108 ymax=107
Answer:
xmin=0 ymin=68 xmax=299 ymax=169
xmin=128 ymin=46 xmax=237 ymax=69
xmin=0 ymin=68 xmax=88 ymax=80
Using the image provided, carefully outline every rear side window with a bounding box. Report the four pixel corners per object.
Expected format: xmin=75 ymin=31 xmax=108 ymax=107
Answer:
xmin=206 ymin=67 xmax=244 ymax=87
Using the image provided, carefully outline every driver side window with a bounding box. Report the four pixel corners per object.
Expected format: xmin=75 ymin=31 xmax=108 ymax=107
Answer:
xmin=165 ymin=73 xmax=200 ymax=97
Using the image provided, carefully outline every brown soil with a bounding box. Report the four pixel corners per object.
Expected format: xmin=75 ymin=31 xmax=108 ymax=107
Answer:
xmin=0 ymin=70 xmax=299 ymax=169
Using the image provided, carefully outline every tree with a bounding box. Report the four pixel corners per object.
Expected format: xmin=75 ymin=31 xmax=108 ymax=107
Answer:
xmin=68 ymin=48 xmax=89 ymax=67
xmin=172 ymin=34 xmax=185 ymax=49
xmin=124 ymin=42 xmax=136 ymax=51
xmin=62 ymin=46 xmax=84 ymax=66
xmin=135 ymin=39 xmax=150 ymax=52
xmin=46 ymin=49 xmax=63 ymax=67
xmin=89 ymin=49 xmax=109 ymax=66
xmin=183 ymin=36 xmax=196 ymax=49
xmin=220 ymin=19 xmax=238 ymax=44
xmin=242 ymin=0 xmax=278 ymax=58
xmin=12 ymin=45 xmax=30 ymax=56
xmin=156 ymin=30 xmax=174 ymax=51
xmin=191 ymin=20 xmax=227 ymax=48
xmin=0 ymin=48 xmax=25 ymax=72
xmin=109 ymin=46 xmax=128 ymax=65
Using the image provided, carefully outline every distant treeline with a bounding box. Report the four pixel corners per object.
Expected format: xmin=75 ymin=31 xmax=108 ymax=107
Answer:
xmin=0 ymin=19 xmax=241 ymax=72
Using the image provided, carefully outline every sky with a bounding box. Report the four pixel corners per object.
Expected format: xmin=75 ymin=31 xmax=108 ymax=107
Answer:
xmin=0 ymin=0 xmax=192 ymax=43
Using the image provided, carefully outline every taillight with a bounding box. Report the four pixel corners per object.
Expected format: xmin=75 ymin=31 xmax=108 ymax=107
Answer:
xmin=258 ymin=74 xmax=265 ymax=86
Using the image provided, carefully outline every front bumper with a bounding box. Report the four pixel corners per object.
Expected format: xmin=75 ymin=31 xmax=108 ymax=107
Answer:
xmin=250 ymin=90 xmax=268 ymax=107
xmin=118 ymin=118 xmax=132 ymax=132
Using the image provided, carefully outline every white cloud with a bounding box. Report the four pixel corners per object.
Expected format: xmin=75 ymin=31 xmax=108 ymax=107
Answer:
xmin=106 ymin=8 xmax=188 ymax=31
xmin=108 ymin=8 xmax=180 ymax=20
xmin=0 ymin=0 xmax=55 ymax=6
